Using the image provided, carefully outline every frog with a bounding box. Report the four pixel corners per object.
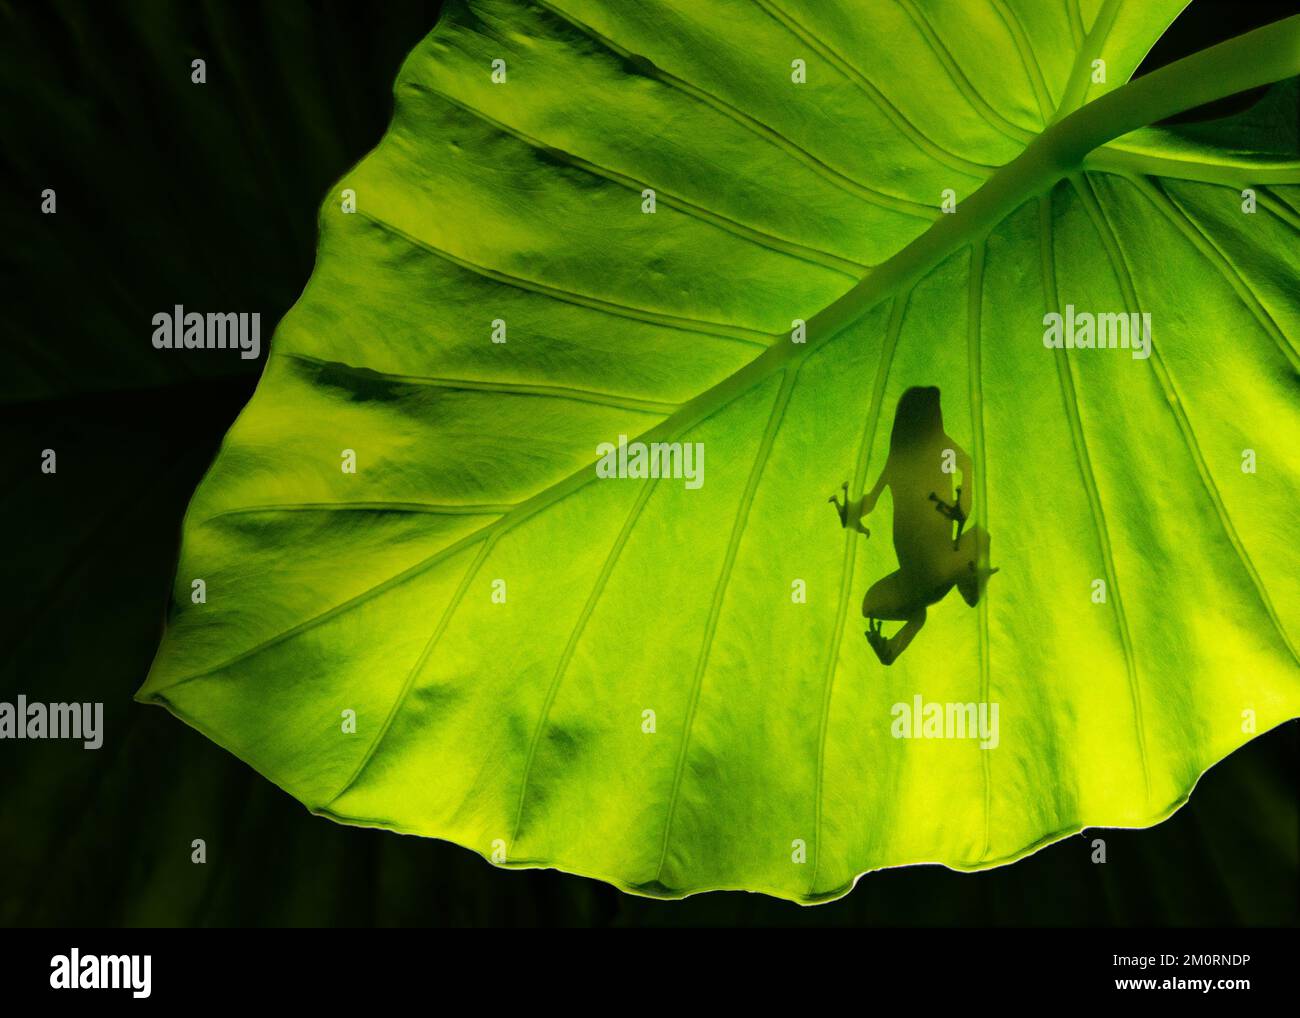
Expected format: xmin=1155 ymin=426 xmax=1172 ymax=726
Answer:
xmin=828 ymin=385 xmax=997 ymax=666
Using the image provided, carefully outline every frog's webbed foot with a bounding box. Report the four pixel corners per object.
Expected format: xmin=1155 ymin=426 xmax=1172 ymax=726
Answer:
xmin=959 ymin=560 xmax=1000 ymax=607
xmin=865 ymin=617 xmax=894 ymax=665
xmin=865 ymin=612 xmax=926 ymax=665
xmin=828 ymin=481 xmax=849 ymax=526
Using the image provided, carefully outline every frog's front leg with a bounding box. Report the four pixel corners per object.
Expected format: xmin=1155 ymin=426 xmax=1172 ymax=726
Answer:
xmin=928 ymin=488 xmax=967 ymax=548
xmin=951 ymin=485 xmax=967 ymax=545
xmin=828 ymin=481 xmax=849 ymax=526
xmin=829 ymin=481 xmax=870 ymax=536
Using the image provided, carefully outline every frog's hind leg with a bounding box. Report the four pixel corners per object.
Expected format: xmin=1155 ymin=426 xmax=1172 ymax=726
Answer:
xmin=862 ymin=569 xmax=913 ymax=621
xmin=865 ymin=609 xmax=926 ymax=666
xmin=954 ymin=525 xmax=998 ymax=607
xmin=862 ymin=570 xmax=927 ymax=666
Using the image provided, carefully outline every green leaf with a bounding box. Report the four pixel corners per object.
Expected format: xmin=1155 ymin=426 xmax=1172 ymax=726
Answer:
xmin=139 ymin=0 xmax=1300 ymax=903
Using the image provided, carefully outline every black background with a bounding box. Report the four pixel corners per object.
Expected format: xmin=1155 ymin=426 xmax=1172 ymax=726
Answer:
xmin=0 ymin=0 xmax=1296 ymax=927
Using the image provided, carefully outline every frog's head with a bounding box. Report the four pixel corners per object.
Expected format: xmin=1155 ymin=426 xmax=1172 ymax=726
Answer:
xmin=890 ymin=385 xmax=943 ymax=452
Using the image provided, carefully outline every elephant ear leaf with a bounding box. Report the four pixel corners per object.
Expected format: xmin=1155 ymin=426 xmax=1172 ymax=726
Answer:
xmin=139 ymin=1 xmax=1300 ymax=903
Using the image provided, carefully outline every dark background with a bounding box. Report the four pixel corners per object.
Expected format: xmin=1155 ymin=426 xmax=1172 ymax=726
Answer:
xmin=0 ymin=0 xmax=1296 ymax=926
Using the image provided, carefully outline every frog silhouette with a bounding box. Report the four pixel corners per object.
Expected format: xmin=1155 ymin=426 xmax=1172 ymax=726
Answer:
xmin=829 ymin=385 xmax=998 ymax=665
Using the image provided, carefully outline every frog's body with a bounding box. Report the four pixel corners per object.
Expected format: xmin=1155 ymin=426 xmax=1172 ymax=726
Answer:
xmin=829 ymin=386 xmax=997 ymax=665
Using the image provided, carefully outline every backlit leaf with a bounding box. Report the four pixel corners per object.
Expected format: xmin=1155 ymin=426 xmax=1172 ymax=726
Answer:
xmin=139 ymin=0 xmax=1300 ymax=902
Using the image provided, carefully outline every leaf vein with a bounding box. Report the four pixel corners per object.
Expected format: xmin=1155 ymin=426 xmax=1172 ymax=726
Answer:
xmin=892 ymin=0 xmax=1036 ymax=144
xmin=285 ymin=351 xmax=680 ymax=414
xmin=991 ymin=0 xmax=1054 ymax=123
xmin=966 ymin=239 xmax=994 ymax=861
xmin=654 ymin=370 xmax=797 ymax=883
xmin=326 ymin=536 xmax=499 ymax=808
xmin=202 ymin=501 xmax=515 ymax=523
xmin=753 ymin=0 xmax=996 ymax=176
xmin=1040 ymin=187 xmax=1151 ymax=800
xmin=532 ymin=0 xmax=938 ymax=219
xmin=508 ymin=475 xmax=661 ymax=852
xmin=807 ymin=291 xmax=909 ymax=894
xmin=354 ymin=209 xmax=774 ymax=347
xmin=404 ymin=78 xmax=868 ymax=277
xmin=1076 ymin=173 xmax=1300 ymax=668
xmin=1127 ymin=174 xmax=1300 ymax=370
